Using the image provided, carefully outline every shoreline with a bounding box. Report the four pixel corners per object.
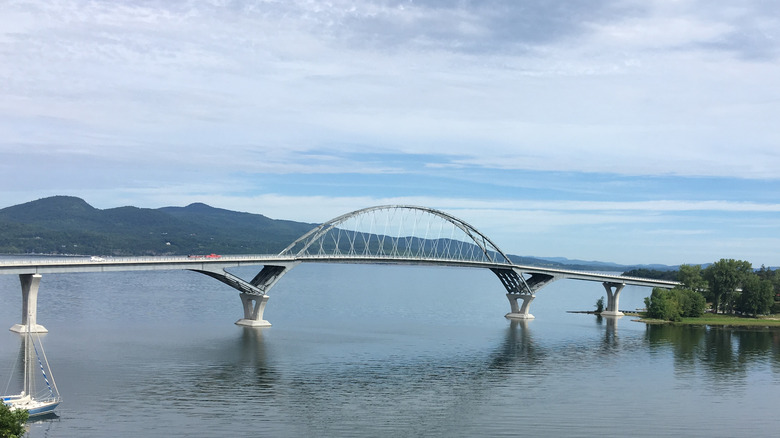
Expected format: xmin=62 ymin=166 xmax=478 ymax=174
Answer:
xmin=568 ymin=310 xmax=780 ymax=328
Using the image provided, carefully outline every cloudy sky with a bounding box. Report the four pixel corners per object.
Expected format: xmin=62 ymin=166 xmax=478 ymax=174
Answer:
xmin=1 ymin=0 xmax=778 ymax=266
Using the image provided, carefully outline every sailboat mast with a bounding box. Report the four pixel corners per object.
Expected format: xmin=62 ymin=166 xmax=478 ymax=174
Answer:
xmin=23 ymin=325 xmax=29 ymax=396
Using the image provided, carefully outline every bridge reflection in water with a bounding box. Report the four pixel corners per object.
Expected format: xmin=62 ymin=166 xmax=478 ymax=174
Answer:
xmin=0 ymin=205 xmax=677 ymax=332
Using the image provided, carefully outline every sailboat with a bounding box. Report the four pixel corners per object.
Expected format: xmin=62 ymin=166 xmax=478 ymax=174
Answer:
xmin=2 ymin=325 xmax=61 ymax=417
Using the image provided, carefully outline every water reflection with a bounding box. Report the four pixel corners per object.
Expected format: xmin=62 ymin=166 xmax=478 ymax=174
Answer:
xmin=258 ymin=320 xmax=553 ymax=436
xmin=646 ymin=325 xmax=780 ymax=383
xmin=107 ymin=320 xmax=780 ymax=437
xmin=26 ymin=414 xmax=60 ymax=438
xmin=600 ymin=315 xmax=622 ymax=352
xmin=179 ymin=327 xmax=280 ymax=405
xmin=489 ymin=320 xmax=543 ymax=373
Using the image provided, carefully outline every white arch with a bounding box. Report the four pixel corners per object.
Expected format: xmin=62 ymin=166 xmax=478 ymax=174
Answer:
xmin=279 ymin=205 xmax=512 ymax=265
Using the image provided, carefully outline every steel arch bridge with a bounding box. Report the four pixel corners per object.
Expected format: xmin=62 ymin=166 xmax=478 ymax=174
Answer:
xmin=279 ymin=205 xmax=513 ymax=265
xmin=1 ymin=205 xmax=678 ymax=332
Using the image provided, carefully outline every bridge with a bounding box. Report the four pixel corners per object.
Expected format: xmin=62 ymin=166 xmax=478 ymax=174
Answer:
xmin=0 ymin=205 xmax=678 ymax=332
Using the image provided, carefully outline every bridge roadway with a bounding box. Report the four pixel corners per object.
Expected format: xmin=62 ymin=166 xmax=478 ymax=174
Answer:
xmin=0 ymin=254 xmax=678 ymax=333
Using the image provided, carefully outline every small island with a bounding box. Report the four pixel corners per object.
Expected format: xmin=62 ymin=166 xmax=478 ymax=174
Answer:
xmin=610 ymin=260 xmax=780 ymax=326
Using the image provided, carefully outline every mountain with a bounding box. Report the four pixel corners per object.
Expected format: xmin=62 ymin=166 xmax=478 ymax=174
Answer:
xmin=0 ymin=196 xmax=679 ymax=272
xmin=530 ymin=256 xmax=678 ymax=271
xmin=504 ymin=255 xmax=676 ymax=272
xmin=0 ymin=196 xmax=315 ymax=256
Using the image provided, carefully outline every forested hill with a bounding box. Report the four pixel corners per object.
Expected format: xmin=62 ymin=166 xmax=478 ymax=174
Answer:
xmin=0 ymin=196 xmax=316 ymax=256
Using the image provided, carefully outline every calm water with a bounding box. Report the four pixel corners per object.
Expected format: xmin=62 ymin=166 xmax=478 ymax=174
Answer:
xmin=1 ymin=263 xmax=779 ymax=437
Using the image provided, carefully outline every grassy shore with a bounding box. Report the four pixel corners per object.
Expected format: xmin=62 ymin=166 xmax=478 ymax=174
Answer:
xmin=634 ymin=312 xmax=780 ymax=327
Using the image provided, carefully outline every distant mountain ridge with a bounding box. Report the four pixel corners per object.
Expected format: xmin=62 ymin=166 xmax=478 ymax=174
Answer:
xmin=532 ymin=256 xmax=676 ymax=271
xmin=0 ymin=196 xmax=315 ymax=256
xmin=0 ymin=196 xmax=678 ymax=272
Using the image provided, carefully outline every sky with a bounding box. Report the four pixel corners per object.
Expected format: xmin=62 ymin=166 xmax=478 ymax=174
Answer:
xmin=1 ymin=0 xmax=779 ymax=267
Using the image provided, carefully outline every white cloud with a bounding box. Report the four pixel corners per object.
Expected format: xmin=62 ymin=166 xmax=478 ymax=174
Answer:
xmin=2 ymin=0 xmax=779 ymax=179
xmin=1 ymin=1 xmax=779 ymax=266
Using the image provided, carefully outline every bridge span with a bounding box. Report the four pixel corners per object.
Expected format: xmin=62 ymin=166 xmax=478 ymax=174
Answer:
xmin=0 ymin=205 xmax=678 ymax=332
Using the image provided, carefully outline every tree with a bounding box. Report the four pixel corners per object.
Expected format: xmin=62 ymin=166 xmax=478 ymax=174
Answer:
xmin=0 ymin=403 xmax=28 ymax=438
xmin=677 ymin=264 xmax=707 ymax=292
xmin=678 ymin=288 xmax=707 ymax=317
xmin=756 ymin=265 xmax=778 ymax=283
xmin=703 ymin=259 xmax=753 ymax=313
xmin=738 ymin=274 xmax=774 ymax=317
xmin=622 ymin=268 xmax=677 ymax=281
xmin=645 ymin=288 xmax=681 ymax=321
xmin=644 ymin=287 xmax=706 ymax=321
xmin=756 ymin=265 xmax=780 ymax=301
xmin=595 ymin=296 xmax=604 ymax=313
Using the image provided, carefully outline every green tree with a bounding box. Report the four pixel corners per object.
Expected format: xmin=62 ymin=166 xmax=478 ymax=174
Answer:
xmin=622 ymin=268 xmax=677 ymax=281
xmin=595 ymin=296 xmax=604 ymax=313
xmin=680 ymin=288 xmax=707 ymax=317
xmin=0 ymin=403 xmax=28 ymax=438
xmin=738 ymin=274 xmax=774 ymax=317
xmin=756 ymin=265 xmax=772 ymax=280
xmin=644 ymin=287 xmax=706 ymax=321
xmin=756 ymin=265 xmax=780 ymax=302
xmin=703 ymin=259 xmax=753 ymax=313
xmin=677 ymin=264 xmax=707 ymax=292
xmin=645 ymin=288 xmax=682 ymax=321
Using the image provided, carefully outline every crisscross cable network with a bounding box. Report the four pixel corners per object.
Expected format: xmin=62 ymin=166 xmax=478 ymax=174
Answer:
xmin=279 ymin=205 xmax=512 ymax=265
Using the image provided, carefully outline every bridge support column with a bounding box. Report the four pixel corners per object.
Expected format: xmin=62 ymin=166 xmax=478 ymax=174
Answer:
xmin=10 ymin=274 xmax=48 ymax=333
xmin=601 ymin=282 xmax=626 ymax=317
xmin=505 ymin=293 xmax=536 ymax=320
xmin=235 ymin=293 xmax=272 ymax=328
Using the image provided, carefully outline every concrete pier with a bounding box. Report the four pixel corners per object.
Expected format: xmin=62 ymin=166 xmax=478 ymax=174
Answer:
xmin=505 ymin=293 xmax=536 ymax=320
xmin=10 ymin=274 xmax=48 ymax=333
xmin=235 ymin=293 xmax=272 ymax=327
xmin=601 ymin=282 xmax=626 ymax=317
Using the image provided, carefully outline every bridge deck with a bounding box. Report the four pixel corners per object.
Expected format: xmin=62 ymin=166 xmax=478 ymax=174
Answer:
xmin=0 ymin=255 xmax=678 ymax=288
xmin=0 ymin=255 xmax=295 ymax=275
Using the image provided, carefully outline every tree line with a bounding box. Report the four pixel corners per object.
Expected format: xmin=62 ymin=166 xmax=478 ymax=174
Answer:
xmin=0 ymin=402 xmax=27 ymax=438
xmin=628 ymin=260 xmax=779 ymax=321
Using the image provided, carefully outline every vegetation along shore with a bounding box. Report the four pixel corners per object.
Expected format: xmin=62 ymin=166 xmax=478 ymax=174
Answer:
xmin=615 ymin=261 xmax=780 ymax=326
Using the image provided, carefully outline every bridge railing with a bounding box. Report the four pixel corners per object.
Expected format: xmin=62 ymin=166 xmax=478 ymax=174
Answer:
xmin=0 ymin=254 xmax=289 ymax=267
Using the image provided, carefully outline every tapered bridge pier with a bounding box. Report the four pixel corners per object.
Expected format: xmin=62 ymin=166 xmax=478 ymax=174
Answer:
xmin=601 ymin=282 xmax=627 ymax=316
xmin=10 ymin=274 xmax=48 ymax=333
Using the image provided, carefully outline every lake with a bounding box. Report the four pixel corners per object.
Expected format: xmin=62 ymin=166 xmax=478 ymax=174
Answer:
xmin=1 ymin=263 xmax=779 ymax=437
